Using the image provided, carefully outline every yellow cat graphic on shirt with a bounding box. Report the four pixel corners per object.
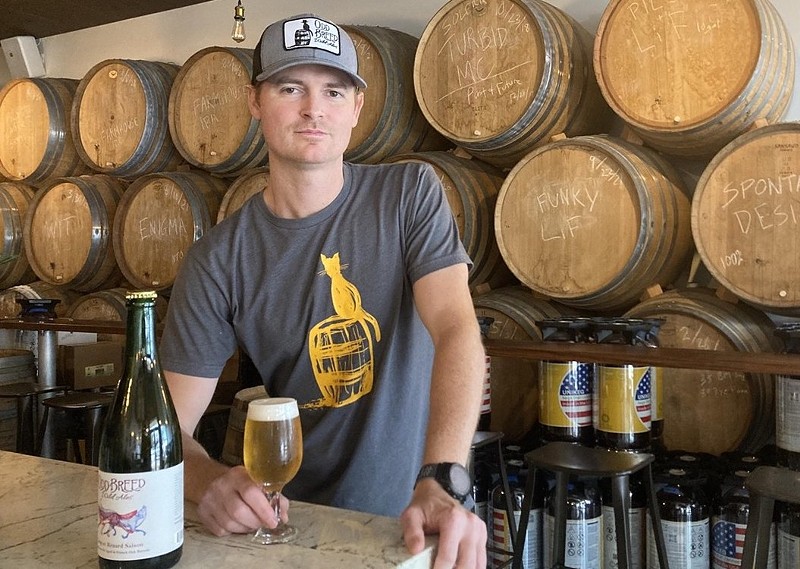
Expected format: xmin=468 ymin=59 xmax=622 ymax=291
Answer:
xmin=305 ymin=253 xmax=381 ymax=409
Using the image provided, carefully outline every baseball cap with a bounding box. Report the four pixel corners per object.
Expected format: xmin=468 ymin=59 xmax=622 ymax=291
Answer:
xmin=251 ymin=14 xmax=367 ymax=89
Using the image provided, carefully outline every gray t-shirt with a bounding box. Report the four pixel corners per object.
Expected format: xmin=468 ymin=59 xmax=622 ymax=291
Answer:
xmin=160 ymin=161 xmax=470 ymax=516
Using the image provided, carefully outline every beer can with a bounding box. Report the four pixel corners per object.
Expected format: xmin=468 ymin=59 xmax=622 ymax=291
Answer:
xmin=647 ymin=467 xmax=710 ymax=569
xmin=544 ymin=479 xmax=603 ymax=569
xmin=778 ymin=502 xmax=800 ymax=569
xmin=477 ymin=316 xmax=494 ymax=432
xmin=774 ymin=323 xmax=800 ymax=471
xmin=592 ymin=319 xmax=652 ymax=451
xmin=601 ymin=470 xmax=646 ymax=569
xmin=538 ymin=318 xmax=594 ymax=446
xmin=488 ymin=460 xmax=546 ymax=569
xmin=712 ymin=470 xmax=776 ymax=569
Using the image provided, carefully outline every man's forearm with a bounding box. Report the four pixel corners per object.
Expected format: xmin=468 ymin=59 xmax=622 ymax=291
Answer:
xmin=181 ymin=430 xmax=231 ymax=504
xmin=422 ymin=324 xmax=485 ymax=466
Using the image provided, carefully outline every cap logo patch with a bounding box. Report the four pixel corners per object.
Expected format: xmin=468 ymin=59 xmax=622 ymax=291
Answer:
xmin=283 ymin=17 xmax=341 ymax=55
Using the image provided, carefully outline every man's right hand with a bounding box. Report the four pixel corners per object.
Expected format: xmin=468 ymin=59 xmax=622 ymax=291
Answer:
xmin=195 ymin=464 xmax=289 ymax=536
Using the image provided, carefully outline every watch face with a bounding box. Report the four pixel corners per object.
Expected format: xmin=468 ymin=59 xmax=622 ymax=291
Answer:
xmin=447 ymin=463 xmax=472 ymax=497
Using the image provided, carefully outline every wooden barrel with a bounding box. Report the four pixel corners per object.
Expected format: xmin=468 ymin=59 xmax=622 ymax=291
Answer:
xmin=0 ymin=349 xmax=37 ymax=451
xmin=0 ymin=282 xmax=79 ymax=371
xmin=691 ymin=123 xmax=800 ymax=314
xmin=594 ymin=0 xmax=795 ymax=158
xmin=216 ymin=167 xmax=268 ymax=223
xmin=220 ymin=385 xmax=267 ymax=466
xmin=0 ymin=78 xmax=88 ymax=184
xmin=473 ymin=286 xmax=576 ymax=440
xmin=414 ymin=0 xmax=613 ymax=169
xmin=0 ymin=281 xmax=79 ymax=319
xmin=113 ymin=171 xmax=228 ymax=292
xmin=385 ymin=151 xmax=515 ymax=292
xmin=168 ymin=47 xmax=268 ymax=177
xmin=72 ymin=59 xmax=183 ymax=178
xmin=0 ymin=181 xmax=37 ymax=288
xmin=23 ymin=175 xmax=126 ymax=292
xmin=66 ymin=287 xmax=167 ymax=323
xmin=495 ymin=135 xmax=693 ymax=312
xmin=342 ymin=26 xmax=450 ymax=164
xmin=624 ymin=287 xmax=780 ymax=455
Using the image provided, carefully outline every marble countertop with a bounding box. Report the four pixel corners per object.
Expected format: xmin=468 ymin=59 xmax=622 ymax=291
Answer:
xmin=0 ymin=451 xmax=435 ymax=568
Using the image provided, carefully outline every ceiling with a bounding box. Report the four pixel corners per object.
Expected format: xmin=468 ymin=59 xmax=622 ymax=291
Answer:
xmin=0 ymin=0 xmax=214 ymax=41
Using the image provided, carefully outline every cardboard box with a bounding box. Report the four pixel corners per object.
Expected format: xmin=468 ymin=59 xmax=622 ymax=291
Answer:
xmin=58 ymin=341 xmax=124 ymax=390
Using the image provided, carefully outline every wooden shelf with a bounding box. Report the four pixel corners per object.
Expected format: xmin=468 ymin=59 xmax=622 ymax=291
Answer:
xmin=4 ymin=318 xmax=799 ymax=377
xmin=485 ymin=339 xmax=800 ymax=376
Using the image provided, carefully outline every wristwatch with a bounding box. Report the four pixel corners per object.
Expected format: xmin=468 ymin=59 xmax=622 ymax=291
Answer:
xmin=414 ymin=462 xmax=472 ymax=504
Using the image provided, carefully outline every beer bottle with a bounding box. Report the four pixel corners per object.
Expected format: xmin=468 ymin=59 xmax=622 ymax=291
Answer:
xmin=647 ymin=467 xmax=709 ymax=569
xmin=477 ymin=316 xmax=494 ymax=432
xmin=712 ymin=470 xmax=776 ymax=569
xmin=544 ymin=478 xmax=602 ymax=569
xmin=538 ymin=318 xmax=594 ymax=446
xmin=774 ymin=323 xmax=800 ymax=471
xmin=593 ymin=319 xmax=652 ymax=451
xmin=97 ymin=291 xmax=183 ymax=569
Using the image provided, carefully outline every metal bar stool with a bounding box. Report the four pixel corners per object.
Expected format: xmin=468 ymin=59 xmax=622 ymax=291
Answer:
xmin=36 ymin=390 xmax=114 ymax=465
xmin=741 ymin=465 xmax=800 ymax=569
xmin=512 ymin=441 xmax=670 ymax=569
xmin=0 ymin=382 xmax=66 ymax=454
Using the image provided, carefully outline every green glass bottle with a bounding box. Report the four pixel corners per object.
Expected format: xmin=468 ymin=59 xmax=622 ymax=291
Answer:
xmin=97 ymin=291 xmax=183 ymax=569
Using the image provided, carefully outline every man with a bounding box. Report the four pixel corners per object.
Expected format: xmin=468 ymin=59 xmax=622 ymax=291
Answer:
xmin=160 ymin=13 xmax=487 ymax=568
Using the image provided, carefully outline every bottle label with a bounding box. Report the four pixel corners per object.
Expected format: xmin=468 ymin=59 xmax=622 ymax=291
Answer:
xmin=98 ymin=463 xmax=184 ymax=561
xmin=647 ymin=517 xmax=709 ymax=569
xmin=776 ymin=375 xmax=800 ymax=452
xmin=596 ymin=365 xmax=651 ymax=434
xmin=544 ymin=512 xmax=602 ymax=569
xmin=488 ymin=505 xmax=543 ymax=569
xmin=778 ymin=527 xmax=800 ymax=568
xmin=602 ymin=505 xmax=645 ymax=569
xmin=540 ymin=361 xmax=593 ymax=428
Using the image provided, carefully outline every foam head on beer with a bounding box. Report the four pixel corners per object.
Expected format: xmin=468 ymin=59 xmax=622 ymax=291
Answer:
xmin=248 ymin=398 xmax=299 ymax=421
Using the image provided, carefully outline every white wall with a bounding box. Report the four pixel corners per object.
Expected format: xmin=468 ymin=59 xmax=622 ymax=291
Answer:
xmin=1 ymin=0 xmax=798 ymax=118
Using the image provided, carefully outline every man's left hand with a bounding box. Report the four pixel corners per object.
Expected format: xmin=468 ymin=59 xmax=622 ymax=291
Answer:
xmin=400 ymin=478 xmax=487 ymax=569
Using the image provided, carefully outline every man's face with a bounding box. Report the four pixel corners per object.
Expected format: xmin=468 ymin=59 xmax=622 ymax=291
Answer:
xmin=247 ymin=64 xmax=364 ymax=169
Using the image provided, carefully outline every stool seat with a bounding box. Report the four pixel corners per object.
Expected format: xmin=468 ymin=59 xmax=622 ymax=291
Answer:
xmin=526 ymin=441 xmax=655 ymax=476
xmin=0 ymin=382 xmax=66 ymax=454
xmin=41 ymin=391 xmax=114 ymax=410
xmin=513 ymin=442 xmax=670 ymax=569
xmin=37 ymin=391 xmax=114 ymax=465
xmin=741 ymin=465 xmax=800 ymax=569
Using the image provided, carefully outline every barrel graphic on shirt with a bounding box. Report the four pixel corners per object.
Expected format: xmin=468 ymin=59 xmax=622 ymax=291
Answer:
xmin=306 ymin=253 xmax=381 ymax=408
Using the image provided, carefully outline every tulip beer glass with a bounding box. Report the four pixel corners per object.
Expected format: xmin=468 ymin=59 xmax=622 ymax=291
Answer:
xmin=243 ymin=397 xmax=303 ymax=544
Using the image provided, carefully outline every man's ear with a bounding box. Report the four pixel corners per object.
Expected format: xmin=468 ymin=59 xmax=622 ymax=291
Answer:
xmin=246 ymin=84 xmax=262 ymax=120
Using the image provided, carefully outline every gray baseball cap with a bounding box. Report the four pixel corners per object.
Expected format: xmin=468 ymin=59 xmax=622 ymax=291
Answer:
xmin=251 ymin=14 xmax=367 ymax=89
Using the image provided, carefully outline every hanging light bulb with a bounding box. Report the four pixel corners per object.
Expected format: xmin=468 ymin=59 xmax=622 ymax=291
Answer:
xmin=231 ymin=0 xmax=246 ymax=43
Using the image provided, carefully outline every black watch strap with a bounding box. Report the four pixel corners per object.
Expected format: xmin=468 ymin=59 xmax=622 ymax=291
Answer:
xmin=414 ymin=462 xmax=471 ymax=504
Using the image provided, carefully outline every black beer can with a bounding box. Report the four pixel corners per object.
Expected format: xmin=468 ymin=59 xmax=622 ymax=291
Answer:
xmin=647 ymin=467 xmax=710 ymax=569
xmin=712 ymin=470 xmax=776 ymax=569
xmin=544 ymin=478 xmax=603 ymax=569
xmin=538 ymin=318 xmax=594 ymax=446
xmin=592 ymin=319 xmax=652 ymax=451
xmin=601 ymin=470 xmax=646 ymax=569
xmin=778 ymin=501 xmax=800 ymax=569
xmin=774 ymin=323 xmax=800 ymax=471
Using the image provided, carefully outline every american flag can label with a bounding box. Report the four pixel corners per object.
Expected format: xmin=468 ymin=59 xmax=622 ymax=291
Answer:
xmin=596 ymin=365 xmax=651 ymax=434
xmin=540 ymin=361 xmax=593 ymax=428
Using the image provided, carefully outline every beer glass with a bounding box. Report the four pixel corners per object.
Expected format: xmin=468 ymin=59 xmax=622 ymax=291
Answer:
xmin=243 ymin=397 xmax=303 ymax=544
